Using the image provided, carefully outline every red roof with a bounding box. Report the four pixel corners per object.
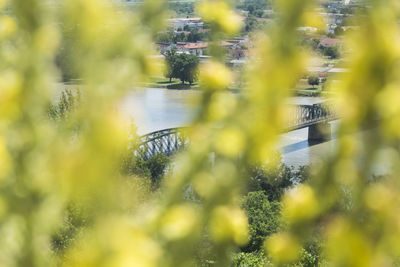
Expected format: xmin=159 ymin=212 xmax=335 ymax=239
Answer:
xmin=167 ymin=17 xmax=202 ymax=22
xmin=220 ymin=41 xmax=234 ymax=47
xmin=181 ymin=42 xmax=208 ymax=49
xmin=319 ymin=38 xmax=341 ymax=47
xmin=177 ymin=41 xmax=234 ymax=50
xmin=198 ymin=28 xmax=210 ymax=33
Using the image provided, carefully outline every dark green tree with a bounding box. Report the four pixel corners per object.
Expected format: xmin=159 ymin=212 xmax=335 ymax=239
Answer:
xmin=308 ymin=75 xmax=320 ymax=89
xmin=244 ymin=15 xmax=258 ymax=32
xmin=145 ymin=153 xmax=171 ymax=186
xmin=164 ymin=48 xmax=178 ymax=82
xmin=187 ymin=28 xmax=205 ymax=42
xmin=168 ymin=2 xmax=194 ymax=16
xmin=323 ymin=46 xmax=340 ymax=59
xmin=241 ymin=191 xmax=281 ymax=252
xmin=334 ymin=26 xmax=344 ymax=36
xmin=247 ymin=164 xmax=309 ymax=202
xmin=310 ymin=38 xmax=320 ymax=50
xmin=122 ymin=152 xmax=171 ymax=189
xmin=247 ymin=4 xmax=255 ymax=15
xmin=172 ymin=53 xmax=199 ymax=85
xmin=241 ymin=0 xmax=269 ymax=12
xmin=173 ymin=32 xmax=187 ymax=43
xmin=253 ymin=9 xmax=264 ymax=18
xmin=156 ymin=31 xmax=174 ymax=43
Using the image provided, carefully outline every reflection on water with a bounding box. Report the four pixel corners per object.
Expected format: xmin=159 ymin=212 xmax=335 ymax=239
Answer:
xmin=279 ymin=125 xmax=338 ymax=167
xmin=121 ymin=88 xmax=200 ymax=135
xmin=120 ymin=88 xmax=335 ymax=166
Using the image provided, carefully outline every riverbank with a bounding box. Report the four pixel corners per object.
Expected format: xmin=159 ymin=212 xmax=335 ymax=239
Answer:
xmin=139 ymin=77 xmax=200 ymax=90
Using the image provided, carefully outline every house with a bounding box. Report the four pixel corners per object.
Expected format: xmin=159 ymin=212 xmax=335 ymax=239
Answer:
xmin=220 ymin=41 xmax=235 ymax=49
xmin=229 ymin=48 xmax=249 ymax=59
xmin=312 ymin=67 xmax=348 ymax=79
xmin=156 ymin=40 xmax=237 ymax=57
xmin=167 ymin=18 xmax=203 ymax=31
xmin=176 ymin=41 xmax=235 ymax=56
xmin=177 ymin=42 xmax=208 ymax=56
xmin=155 ymin=42 xmax=173 ymax=53
xmin=319 ymin=37 xmax=341 ymax=48
xmin=297 ymin=26 xmax=318 ymax=33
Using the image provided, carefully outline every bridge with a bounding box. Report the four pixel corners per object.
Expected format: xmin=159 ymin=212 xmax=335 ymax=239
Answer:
xmin=136 ymin=103 xmax=337 ymax=160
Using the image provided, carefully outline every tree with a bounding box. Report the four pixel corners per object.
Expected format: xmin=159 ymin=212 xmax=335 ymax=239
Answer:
xmin=308 ymin=75 xmax=320 ymax=89
xmin=122 ymin=152 xmax=171 ymax=189
xmin=156 ymin=31 xmax=173 ymax=43
xmin=247 ymin=4 xmax=255 ymax=15
xmin=323 ymin=46 xmax=340 ymax=59
xmin=247 ymin=163 xmax=309 ymax=201
xmin=232 ymin=252 xmax=270 ymax=267
xmin=48 ymin=89 xmax=80 ymax=122
xmin=168 ymin=2 xmax=195 ymax=16
xmin=241 ymin=0 xmax=269 ymax=13
xmin=187 ymin=28 xmax=204 ymax=43
xmin=172 ymin=53 xmax=199 ymax=85
xmin=241 ymin=191 xmax=281 ymax=252
xmin=334 ymin=25 xmax=344 ymax=36
xmin=163 ymin=48 xmax=178 ymax=82
xmin=253 ymin=10 xmax=264 ymax=18
xmin=145 ymin=153 xmax=171 ymax=186
xmin=310 ymin=38 xmax=320 ymax=50
xmin=244 ymin=15 xmax=258 ymax=32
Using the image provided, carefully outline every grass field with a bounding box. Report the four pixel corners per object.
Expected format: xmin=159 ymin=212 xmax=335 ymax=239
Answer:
xmin=140 ymin=77 xmax=200 ymax=90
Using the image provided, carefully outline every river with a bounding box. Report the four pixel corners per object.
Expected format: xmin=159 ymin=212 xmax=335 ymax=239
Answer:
xmin=120 ymin=88 xmax=337 ymax=167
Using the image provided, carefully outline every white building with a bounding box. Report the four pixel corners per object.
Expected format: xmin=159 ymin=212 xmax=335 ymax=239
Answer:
xmin=167 ymin=18 xmax=203 ymax=31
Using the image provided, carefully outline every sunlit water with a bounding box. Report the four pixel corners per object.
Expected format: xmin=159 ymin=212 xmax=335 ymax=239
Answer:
xmin=121 ymin=88 xmax=201 ymax=134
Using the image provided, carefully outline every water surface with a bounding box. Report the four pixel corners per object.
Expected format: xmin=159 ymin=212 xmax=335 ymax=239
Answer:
xmin=121 ymin=88 xmax=334 ymax=166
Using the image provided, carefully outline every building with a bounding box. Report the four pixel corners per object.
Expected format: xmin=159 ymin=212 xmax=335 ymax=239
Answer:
xmin=319 ymin=37 xmax=341 ymax=48
xmin=176 ymin=41 xmax=235 ymax=56
xmin=155 ymin=42 xmax=174 ymax=53
xmin=155 ymin=40 xmax=236 ymax=57
xmin=176 ymin=42 xmax=208 ymax=56
xmin=167 ymin=18 xmax=203 ymax=31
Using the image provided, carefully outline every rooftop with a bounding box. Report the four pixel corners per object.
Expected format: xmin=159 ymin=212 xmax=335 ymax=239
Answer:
xmin=168 ymin=17 xmax=202 ymax=22
xmin=319 ymin=37 xmax=341 ymax=47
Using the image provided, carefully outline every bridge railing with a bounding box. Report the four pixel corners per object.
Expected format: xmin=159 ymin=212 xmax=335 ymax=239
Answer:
xmin=135 ymin=103 xmax=337 ymax=160
xmin=287 ymin=102 xmax=337 ymax=131
xmin=135 ymin=127 xmax=189 ymax=161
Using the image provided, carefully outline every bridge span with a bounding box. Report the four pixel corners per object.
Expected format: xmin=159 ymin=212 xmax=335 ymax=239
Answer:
xmin=136 ymin=103 xmax=337 ymax=160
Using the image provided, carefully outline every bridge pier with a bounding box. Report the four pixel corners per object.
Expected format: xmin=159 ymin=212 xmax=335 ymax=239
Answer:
xmin=308 ymin=122 xmax=331 ymax=142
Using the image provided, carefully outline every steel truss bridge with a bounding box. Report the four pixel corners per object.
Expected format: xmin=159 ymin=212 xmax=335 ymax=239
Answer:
xmin=136 ymin=103 xmax=337 ymax=160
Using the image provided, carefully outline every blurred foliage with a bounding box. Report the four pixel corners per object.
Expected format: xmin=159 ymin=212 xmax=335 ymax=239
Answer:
xmin=122 ymin=152 xmax=171 ymax=189
xmin=48 ymin=89 xmax=81 ymax=122
xmin=247 ymin=163 xmax=309 ymax=202
xmin=51 ymin=204 xmax=89 ymax=256
xmin=232 ymin=251 xmax=272 ymax=267
xmin=1 ymin=0 xmax=400 ymax=266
